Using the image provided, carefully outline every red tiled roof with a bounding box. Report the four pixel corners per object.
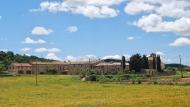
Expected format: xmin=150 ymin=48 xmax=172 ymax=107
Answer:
xmin=12 ymin=63 xmax=32 ymax=67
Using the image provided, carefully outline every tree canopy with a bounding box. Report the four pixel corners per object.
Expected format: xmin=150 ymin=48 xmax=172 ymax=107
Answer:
xmin=0 ymin=51 xmax=53 ymax=71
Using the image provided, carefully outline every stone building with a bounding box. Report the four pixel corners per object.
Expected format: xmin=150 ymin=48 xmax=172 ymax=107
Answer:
xmin=8 ymin=63 xmax=32 ymax=74
xmin=148 ymin=53 xmax=163 ymax=71
xmin=31 ymin=61 xmax=67 ymax=74
xmin=95 ymin=62 xmax=129 ymax=74
xmin=8 ymin=59 xmax=130 ymax=75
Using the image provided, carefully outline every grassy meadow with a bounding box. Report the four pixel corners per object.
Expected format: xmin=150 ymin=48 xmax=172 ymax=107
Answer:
xmin=0 ymin=75 xmax=190 ymax=107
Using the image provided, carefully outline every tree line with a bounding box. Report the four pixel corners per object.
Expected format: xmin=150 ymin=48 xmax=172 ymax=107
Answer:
xmin=128 ymin=53 xmax=161 ymax=72
xmin=0 ymin=51 xmax=52 ymax=71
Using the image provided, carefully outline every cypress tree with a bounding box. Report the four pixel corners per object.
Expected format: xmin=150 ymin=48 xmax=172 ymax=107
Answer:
xmin=121 ymin=56 xmax=126 ymax=72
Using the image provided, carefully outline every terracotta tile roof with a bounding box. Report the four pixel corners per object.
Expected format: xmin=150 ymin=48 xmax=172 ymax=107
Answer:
xmin=12 ymin=63 xmax=32 ymax=67
xmin=30 ymin=61 xmax=99 ymax=65
xmin=30 ymin=61 xmax=67 ymax=65
xmin=96 ymin=62 xmax=121 ymax=66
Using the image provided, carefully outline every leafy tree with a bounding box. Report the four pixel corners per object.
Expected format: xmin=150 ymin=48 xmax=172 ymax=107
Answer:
xmin=150 ymin=53 xmax=157 ymax=69
xmin=47 ymin=69 xmax=57 ymax=74
xmin=0 ymin=64 xmax=6 ymax=72
xmin=0 ymin=51 xmax=6 ymax=61
xmin=129 ymin=54 xmax=142 ymax=72
xmin=6 ymin=51 xmax=14 ymax=61
xmin=0 ymin=51 xmax=53 ymax=71
xmin=141 ymin=55 xmax=149 ymax=69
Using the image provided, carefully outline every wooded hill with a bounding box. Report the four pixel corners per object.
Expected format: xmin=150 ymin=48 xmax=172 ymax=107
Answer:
xmin=0 ymin=51 xmax=53 ymax=71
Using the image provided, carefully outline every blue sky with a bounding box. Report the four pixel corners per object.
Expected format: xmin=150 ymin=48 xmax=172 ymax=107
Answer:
xmin=0 ymin=0 xmax=190 ymax=65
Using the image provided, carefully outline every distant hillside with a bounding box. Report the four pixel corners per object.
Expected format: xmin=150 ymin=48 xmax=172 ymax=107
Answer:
xmin=0 ymin=51 xmax=53 ymax=71
xmin=165 ymin=63 xmax=188 ymax=68
xmin=102 ymin=58 xmax=129 ymax=63
xmin=103 ymin=59 xmax=121 ymax=63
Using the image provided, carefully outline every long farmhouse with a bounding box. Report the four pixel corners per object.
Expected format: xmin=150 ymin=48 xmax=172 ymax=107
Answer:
xmin=8 ymin=54 xmax=163 ymax=75
xmin=8 ymin=60 xmax=129 ymax=75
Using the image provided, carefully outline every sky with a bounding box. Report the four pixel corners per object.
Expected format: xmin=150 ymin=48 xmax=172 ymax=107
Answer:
xmin=0 ymin=0 xmax=190 ymax=65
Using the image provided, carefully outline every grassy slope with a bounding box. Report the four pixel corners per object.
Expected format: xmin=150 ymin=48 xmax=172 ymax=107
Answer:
xmin=0 ymin=75 xmax=190 ymax=107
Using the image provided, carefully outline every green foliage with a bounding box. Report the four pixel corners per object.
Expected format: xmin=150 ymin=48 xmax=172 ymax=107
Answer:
xmin=137 ymin=79 xmax=142 ymax=84
xmin=0 ymin=51 xmax=53 ymax=70
xmin=153 ymin=81 xmax=158 ymax=84
xmin=86 ymin=74 xmax=97 ymax=81
xmin=0 ymin=64 xmax=6 ymax=72
xmin=157 ymin=55 xmax=162 ymax=72
xmin=132 ymin=79 xmax=136 ymax=84
xmin=141 ymin=55 xmax=149 ymax=69
xmin=79 ymin=70 xmax=87 ymax=78
xmin=121 ymin=56 xmax=126 ymax=71
xmin=80 ymin=69 xmax=98 ymax=81
xmin=129 ymin=54 xmax=142 ymax=72
xmin=47 ymin=69 xmax=57 ymax=74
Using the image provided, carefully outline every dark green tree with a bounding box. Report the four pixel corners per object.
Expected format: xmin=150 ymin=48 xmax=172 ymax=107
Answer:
xmin=0 ymin=51 xmax=53 ymax=71
xmin=150 ymin=53 xmax=157 ymax=69
xmin=121 ymin=56 xmax=126 ymax=72
xmin=129 ymin=54 xmax=142 ymax=72
xmin=156 ymin=55 xmax=162 ymax=72
xmin=141 ymin=55 xmax=149 ymax=69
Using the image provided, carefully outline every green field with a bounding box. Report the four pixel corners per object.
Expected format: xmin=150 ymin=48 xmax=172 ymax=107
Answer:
xmin=0 ymin=75 xmax=190 ymax=107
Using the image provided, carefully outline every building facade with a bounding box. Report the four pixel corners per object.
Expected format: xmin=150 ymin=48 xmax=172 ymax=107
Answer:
xmin=8 ymin=60 xmax=130 ymax=75
xmin=148 ymin=53 xmax=163 ymax=71
xmin=8 ymin=63 xmax=32 ymax=74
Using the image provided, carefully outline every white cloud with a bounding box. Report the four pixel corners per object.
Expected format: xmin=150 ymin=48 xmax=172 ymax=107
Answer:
xmin=35 ymin=48 xmax=47 ymax=53
xmin=102 ymin=54 xmax=131 ymax=60
xmin=102 ymin=55 xmax=121 ymax=60
xmin=162 ymin=57 xmax=172 ymax=64
xmin=31 ymin=0 xmax=123 ymax=18
xmin=170 ymin=37 xmax=190 ymax=46
xmin=127 ymin=36 xmax=135 ymax=40
xmin=22 ymin=37 xmax=46 ymax=44
xmin=124 ymin=1 xmax=155 ymax=15
xmin=24 ymin=54 xmax=31 ymax=56
xmin=45 ymin=53 xmax=62 ymax=61
xmin=21 ymin=48 xmax=31 ymax=52
xmin=156 ymin=51 xmax=165 ymax=56
xmin=0 ymin=49 xmax=8 ymax=52
xmin=64 ymin=54 xmax=97 ymax=62
xmin=134 ymin=14 xmax=190 ymax=36
xmin=48 ymin=48 xmax=61 ymax=53
xmin=64 ymin=54 xmax=131 ymax=62
xmin=66 ymin=26 xmax=78 ymax=33
xmin=32 ymin=26 xmax=53 ymax=36
xmin=35 ymin=48 xmax=61 ymax=53
xmin=125 ymin=0 xmax=190 ymax=36
xmin=125 ymin=0 xmax=190 ymax=17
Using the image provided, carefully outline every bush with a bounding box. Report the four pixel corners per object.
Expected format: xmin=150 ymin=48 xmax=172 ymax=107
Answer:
xmin=153 ymin=81 xmax=158 ymax=84
xmin=86 ymin=74 xmax=97 ymax=81
xmin=79 ymin=70 xmax=87 ymax=79
xmin=47 ymin=69 xmax=57 ymax=74
xmin=121 ymin=74 xmax=130 ymax=80
xmin=137 ymin=79 xmax=142 ymax=84
xmin=132 ymin=79 xmax=136 ymax=84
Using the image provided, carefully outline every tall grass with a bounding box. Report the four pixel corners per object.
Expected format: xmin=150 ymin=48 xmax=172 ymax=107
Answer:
xmin=0 ymin=75 xmax=190 ymax=107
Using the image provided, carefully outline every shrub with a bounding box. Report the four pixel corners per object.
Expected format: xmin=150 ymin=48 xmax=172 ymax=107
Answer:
xmin=153 ymin=81 xmax=158 ymax=84
xmin=132 ymin=79 xmax=136 ymax=84
xmin=137 ymin=79 xmax=142 ymax=84
xmin=121 ymin=74 xmax=130 ymax=80
xmin=47 ymin=69 xmax=57 ymax=74
xmin=86 ymin=74 xmax=97 ymax=81
xmin=79 ymin=70 xmax=87 ymax=79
